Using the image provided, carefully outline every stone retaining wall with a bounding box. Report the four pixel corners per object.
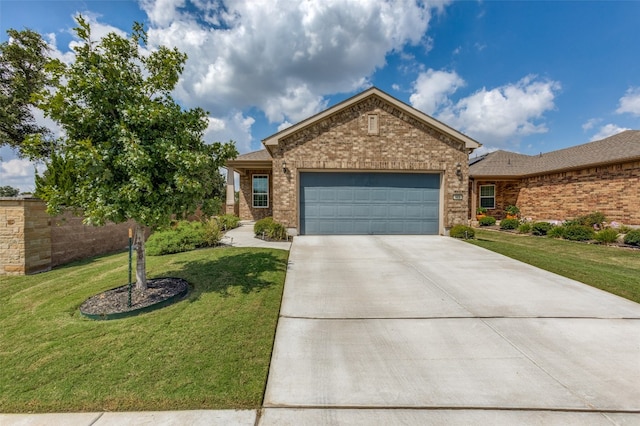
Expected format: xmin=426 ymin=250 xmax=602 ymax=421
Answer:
xmin=1 ymin=198 xmax=135 ymax=275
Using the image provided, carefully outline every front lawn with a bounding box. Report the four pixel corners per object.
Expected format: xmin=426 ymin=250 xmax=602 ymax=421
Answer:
xmin=0 ymin=247 xmax=288 ymax=413
xmin=467 ymin=229 xmax=640 ymax=304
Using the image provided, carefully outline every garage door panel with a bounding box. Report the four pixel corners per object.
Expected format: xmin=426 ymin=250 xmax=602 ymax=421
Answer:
xmin=300 ymin=172 xmax=440 ymax=235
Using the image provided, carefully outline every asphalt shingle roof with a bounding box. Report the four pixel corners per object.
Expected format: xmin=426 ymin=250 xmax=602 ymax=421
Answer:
xmin=233 ymin=149 xmax=272 ymax=161
xmin=469 ymin=130 xmax=640 ymax=177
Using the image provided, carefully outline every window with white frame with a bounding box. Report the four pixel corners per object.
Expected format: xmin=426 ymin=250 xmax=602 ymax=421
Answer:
xmin=252 ymin=175 xmax=269 ymax=208
xmin=479 ymin=185 xmax=495 ymax=209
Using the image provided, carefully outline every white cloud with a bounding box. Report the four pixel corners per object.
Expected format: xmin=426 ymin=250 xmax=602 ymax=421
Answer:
xmin=409 ymin=69 xmax=465 ymax=114
xmin=144 ymin=0 xmax=446 ymax=125
xmin=277 ymin=121 xmax=293 ymax=132
xmin=590 ymin=124 xmax=630 ymax=141
xmin=436 ymin=75 xmax=561 ymax=145
xmin=203 ymin=111 xmax=255 ymax=153
xmin=616 ymin=87 xmax=640 ymax=116
xmin=582 ymin=118 xmax=600 ymax=131
xmin=0 ymin=153 xmax=39 ymax=192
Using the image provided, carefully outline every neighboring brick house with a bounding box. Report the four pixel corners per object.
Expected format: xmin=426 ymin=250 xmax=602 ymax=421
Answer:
xmin=225 ymin=87 xmax=481 ymax=235
xmin=469 ymin=130 xmax=640 ymax=225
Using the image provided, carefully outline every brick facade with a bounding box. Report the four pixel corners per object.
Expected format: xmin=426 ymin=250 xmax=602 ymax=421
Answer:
xmin=518 ymin=160 xmax=640 ymax=224
xmin=266 ymin=96 xmax=470 ymax=233
xmin=473 ymin=159 xmax=640 ymax=225
xmin=238 ymin=169 xmax=273 ymax=221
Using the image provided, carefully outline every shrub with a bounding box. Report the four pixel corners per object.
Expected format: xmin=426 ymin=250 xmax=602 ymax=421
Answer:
xmin=505 ymin=205 xmax=520 ymax=216
xmin=476 ymin=206 xmax=487 ymax=215
xmin=531 ymin=222 xmax=552 ymax=236
xmin=267 ymin=222 xmax=288 ymax=240
xmin=253 ymin=217 xmax=289 ymax=241
xmin=624 ymin=229 xmax=640 ymax=246
xmin=478 ymin=216 xmax=496 ymax=226
xmin=573 ymin=212 xmax=606 ymax=228
xmin=450 ymin=225 xmax=475 ymax=239
xmin=254 ymin=217 xmax=275 ymax=236
xmin=146 ymin=221 xmax=206 ymax=256
xmin=617 ymin=225 xmax=633 ymax=234
xmin=518 ymin=223 xmax=531 ymax=234
xmin=547 ymin=226 xmax=566 ymax=239
xmin=595 ymin=228 xmax=619 ymax=245
xmin=562 ymin=224 xmax=596 ymax=241
xmin=499 ymin=218 xmax=520 ymax=230
xmin=217 ymin=214 xmax=240 ymax=231
xmin=202 ymin=218 xmax=223 ymax=246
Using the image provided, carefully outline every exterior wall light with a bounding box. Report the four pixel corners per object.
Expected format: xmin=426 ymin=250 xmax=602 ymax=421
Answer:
xmin=456 ymin=163 xmax=462 ymax=178
xmin=282 ymin=160 xmax=287 ymax=173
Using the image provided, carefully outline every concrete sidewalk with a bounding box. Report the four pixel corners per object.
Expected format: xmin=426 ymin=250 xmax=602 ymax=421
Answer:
xmin=263 ymin=235 xmax=640 ymax=424
xmin=220 ymin=221 xmax=292 ymax=251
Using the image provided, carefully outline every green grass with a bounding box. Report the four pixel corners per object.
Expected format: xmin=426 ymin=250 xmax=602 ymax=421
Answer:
xmin=0 ymin=247 xmax=288 ymax=413
xmin=467 ymin=229 xmax=640 ymax=303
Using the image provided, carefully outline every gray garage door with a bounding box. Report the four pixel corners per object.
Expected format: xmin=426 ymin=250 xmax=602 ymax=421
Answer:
xmin=300 ymin=172 xmax=440 ymax=235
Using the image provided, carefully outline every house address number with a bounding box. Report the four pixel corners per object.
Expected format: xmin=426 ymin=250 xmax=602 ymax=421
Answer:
xmin=452 ymin=193 xmax=463 ymax=201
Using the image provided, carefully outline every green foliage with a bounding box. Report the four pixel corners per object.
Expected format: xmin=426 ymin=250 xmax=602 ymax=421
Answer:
xmin=146 ymin=221 xmax=207 ymax=256
xmin=202 ymin=218 xmax=223 ymax=247
xmin=478 ymin=216 xmax=496 ymax=226
xmin=567 ymin=212 xmax=606 ymax=228
xmin=34 ymin=16 xmax=238 ymax=228
xmin=623 ymin=229 xmax=640 ymax=246
xmin=0 ymin=28 xmax=53 ymax=158
xmin=217 ymin=214 xmax=240 ymax=231
xmin=476 ymin=206 xmax=487 ymax=214
xmin=0 ymin=185 xmax=20 ymax=197
xmin=31 ymin=17 xmax=237 ymax=284
xmin=595 ymin=228 xmax=619 ymax=245
xmin=547 ymin=226 xmax=566 ymax=239
xmin=450 ymin=225 xmax=475 ymax=239
xmin=562 ymin=224 xmax=596 ymax=241
xmin=531 ymin=222 xmax=552 ymax=236
xmin=253 ymin=217 xmax=288 ymax=241
xmin=505 ymin=205 xmax=520 ymax=216
xmin=499 ymin=218 xmax=520 ymax=230
xmin=518 ymin=223 xmax=532 ymax=234
xmin=616 ymin=225 xmax=633 ymax=234
xmin=254 ymin=217 xmax=275 ymax=236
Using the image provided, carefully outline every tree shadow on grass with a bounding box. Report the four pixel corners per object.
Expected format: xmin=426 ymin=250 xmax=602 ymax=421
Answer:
xmin=156 ymin=250 xmax=287 ymax=300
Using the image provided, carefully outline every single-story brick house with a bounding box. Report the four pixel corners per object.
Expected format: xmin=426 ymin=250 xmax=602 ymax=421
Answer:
xmin=469 ymin=130 xmax=640 ymax=225
xmin=225 ymin=87 xmax=481 ymax=235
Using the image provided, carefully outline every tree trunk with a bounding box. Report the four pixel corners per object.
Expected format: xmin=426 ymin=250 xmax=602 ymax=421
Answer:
xmin=133 ymin=222 xmax=147 ymax=290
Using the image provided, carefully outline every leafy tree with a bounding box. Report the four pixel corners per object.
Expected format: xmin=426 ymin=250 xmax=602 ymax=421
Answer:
xmin=0 ymin=28 xmax=52 ymax=158
xmin=0 ymin=185 xmax=20 ymax=197
xmin=34 ymin=16 xmax=237 ymax=289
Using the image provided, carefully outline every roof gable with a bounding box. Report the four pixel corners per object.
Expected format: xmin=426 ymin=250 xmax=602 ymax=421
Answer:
xmin=470 ymin=130 xmax=640 ymax=177
xmin=262 ymin=87 xmax=481 ymax=152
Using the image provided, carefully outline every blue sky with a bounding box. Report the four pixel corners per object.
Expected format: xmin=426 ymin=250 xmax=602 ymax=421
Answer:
xmin=1 ymin=0 xmax=640 ymax=191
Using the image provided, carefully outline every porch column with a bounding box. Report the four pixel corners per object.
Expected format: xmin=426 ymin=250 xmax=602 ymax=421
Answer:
xmin=225 ymin=167 xmax=236 ymax=215
xmin=471 ymin=179 xmax=478 ymax=223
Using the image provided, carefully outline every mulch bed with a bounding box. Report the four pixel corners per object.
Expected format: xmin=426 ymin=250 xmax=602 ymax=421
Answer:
xmin=79 ymin=277 xmax=188 ymax=316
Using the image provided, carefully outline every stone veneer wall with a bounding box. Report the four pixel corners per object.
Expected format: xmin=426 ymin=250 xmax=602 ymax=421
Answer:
xmin=0 ymin=198 xmax=51 ymax=275
xmin=50 ymin=212 xmax=136 ymax=268
xmin=517 ymin=160 xmax=640 ymax=225
xmin=1 ymin=198 xmax=137 ymax=275
xmin=268 ymin=96 xmax=470 ymax=233
xmin=238 ymin=169 xmax=273 ymax=221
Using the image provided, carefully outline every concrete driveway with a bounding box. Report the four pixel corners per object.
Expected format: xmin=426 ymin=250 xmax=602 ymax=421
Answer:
xmin=261 ymin=235 xmax=640 ymax=425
